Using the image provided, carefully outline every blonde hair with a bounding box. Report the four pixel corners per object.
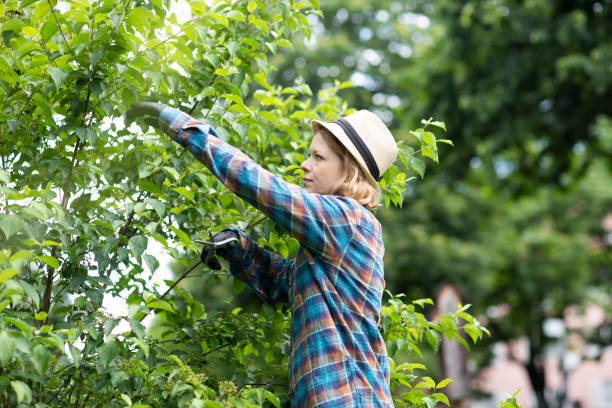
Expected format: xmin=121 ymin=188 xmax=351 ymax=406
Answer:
xmin=316 ymin=125 xmax=381 ymax=210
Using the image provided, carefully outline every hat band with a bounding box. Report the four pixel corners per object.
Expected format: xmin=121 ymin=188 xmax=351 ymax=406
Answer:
xmin=334 ymin=118 xmax=380 ymax=181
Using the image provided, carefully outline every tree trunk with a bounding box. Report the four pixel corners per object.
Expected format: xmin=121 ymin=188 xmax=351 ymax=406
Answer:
xmin=526 ymin=334 xmax=548 ymax=408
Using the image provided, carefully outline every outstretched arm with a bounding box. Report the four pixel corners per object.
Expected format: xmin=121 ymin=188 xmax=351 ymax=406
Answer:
xmin=126 ymin=103 xmax=357 ymax=261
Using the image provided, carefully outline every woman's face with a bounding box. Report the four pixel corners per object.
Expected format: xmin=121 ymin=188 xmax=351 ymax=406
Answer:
xmin=300 ymin=132 xmax=345 ymax=195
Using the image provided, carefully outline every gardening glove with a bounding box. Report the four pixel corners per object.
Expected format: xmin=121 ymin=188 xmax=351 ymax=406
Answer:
xmin=198 ymin=229 xmax=240 ymax=271
xmin=125 ymin=102 xmax=192 ymax=140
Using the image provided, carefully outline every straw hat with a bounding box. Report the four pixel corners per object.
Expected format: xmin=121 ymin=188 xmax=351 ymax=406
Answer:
xmin=311 ymin=110 xmax=398 ymax=187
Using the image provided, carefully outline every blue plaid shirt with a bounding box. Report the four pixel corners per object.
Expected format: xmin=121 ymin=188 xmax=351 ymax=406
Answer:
xmin=162 ymin=108 xmax=392 ymax=407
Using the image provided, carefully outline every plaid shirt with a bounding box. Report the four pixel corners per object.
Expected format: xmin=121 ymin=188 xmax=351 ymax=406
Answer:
xmin=162 ymin=108 xmax=392 ymax=407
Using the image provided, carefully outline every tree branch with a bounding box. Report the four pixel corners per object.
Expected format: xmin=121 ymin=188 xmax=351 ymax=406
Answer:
xmin=61 ymin=85 xmax=92 ymax=210
xmin=39 ymin=265 xmax=57 ymax=327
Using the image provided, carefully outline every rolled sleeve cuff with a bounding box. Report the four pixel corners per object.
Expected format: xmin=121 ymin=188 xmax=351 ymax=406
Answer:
xmin=159 ymin=107 xmax=193 ymax=143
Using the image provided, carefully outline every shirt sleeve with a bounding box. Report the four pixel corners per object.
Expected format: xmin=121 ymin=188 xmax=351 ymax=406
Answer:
xmin=219 ymin=228 xmax=291 ymax=305
xmin=160 ymin=107 xmax=357 ymax=260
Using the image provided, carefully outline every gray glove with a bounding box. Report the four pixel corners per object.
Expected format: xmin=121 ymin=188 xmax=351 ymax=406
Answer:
xmin=198 ymin=230 xmax=240 ymax=270
xmin=125 ymin=102 xmax=181 ymax=138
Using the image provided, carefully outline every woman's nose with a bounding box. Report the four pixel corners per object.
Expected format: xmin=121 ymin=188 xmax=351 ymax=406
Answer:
xmin=300 ymin=157 xmax=311 ymax=172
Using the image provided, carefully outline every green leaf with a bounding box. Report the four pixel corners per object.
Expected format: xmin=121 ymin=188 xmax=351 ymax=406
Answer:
xmin=411 ymin=157 xmax=425 ymax=178
xmin=100 ymin=339 xmax=119 ymax=367
xmin=36 ymin=256 xmax=59 ymax=269
xmin=0 ymin=268 xmax=19 ymax=283
xmin=131 ymin=337 xmax=149 ymax=358
xmin=143 ymin=254 xmax=159 ymax=272
xmin=76 ymin=127 xmax=87 ymax=142
xmin=162 ymin=166 xmax=180 ymax=180
xmin=210 ymin=12 xmax=229 ymax=28
xmin=421 ymin=396 xmax=438 ymax=408
xmin=167 ymin=354 xmax=184 ymax=366
xmin=74 ymin=296 xmax=87 ymax=307
xmin=415 ymin=381 xmax=433 ymax=390
xmin=6 ymin=120 xmax=23 ymax=133
xmin=265 ymin=390 xmax=281 ymax=408
xmin=293 ymin=1 xmax=313 ymax=10
xmin=429 ymin=120 xmax=447 ymax=131
xmin=432 ymin=392 xmax=450 ymax=406
xmin=247 ymin=0 xmax=257 ymax=12
xmin=32 ymin=344 xmax=51 ymax=375
xmin=425 ymin=329 xmax=441 ymax=352
xmin=146 ymin=198 xmax=165 ymax=218
xmin=17 ymin=280 xmax=40 ymax=307
xmin=436 ymin=378 xmax=453 ymax=389
xmin=111 ymin=371 xmax=130 ymax=386
xmin=40 ymin=21 xmax=57 ymax=41
xmin=129 ymin=318 xmax=146 ymax=339
xmin=128 ymin=235 xmax=147 ymax=260
xmin=0 ymin=331 xmax=16 ymax=363
xmin=120 ymin=393 xmax=132 ymax=406
xmin=227 ymin=10 xmax=246 ymax=22
xmin=172 ymin=186 xmax=194 ymax=202
xmin=424 ymin=376 xmax=436 ymax=388
xmin=11 ymin=381 xmax=31 ymax=404
xmin=422 ymin=131 xmax=436 ymax=147
xmin=0 ymin=169 xmax=10 ymax=183
xmin=34 ymin=311 xmax=47 ymax=320
xmin=1 ymin=19 xmax=24 ymax=33
xmin=5 ymin=318 xmax=32 ymax=337
xmin=168 ymin=226 xmax=191 ymax=246
xmin=48 ymin=67 xmax=69 ymax=89
xmin=146 ymin=300 xmax=175 ymax=313
xmin=0 ymin=299 xmax=11 ymax=312
xmin=0 ymin=214 xmax=24 ymax=239
xmin=70 ymin=344 xmax=82 ymax=367
xmin=21 ymin=26 xmax=37 ymax=36
xmin=232 ymin=277 xmax=246 ymax=294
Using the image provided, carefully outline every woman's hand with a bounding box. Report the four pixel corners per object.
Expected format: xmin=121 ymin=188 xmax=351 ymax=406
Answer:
xmin=198 ymin=230 xmax=241 ymax=270
xmin=125 ymin=102 xmax=182 ymax=138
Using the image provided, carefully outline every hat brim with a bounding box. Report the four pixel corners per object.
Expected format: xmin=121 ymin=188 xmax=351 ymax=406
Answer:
xmin=311 ymin=119 xmax=379 ymax=189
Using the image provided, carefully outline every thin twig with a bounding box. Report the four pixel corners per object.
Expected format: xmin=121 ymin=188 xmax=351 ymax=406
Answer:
xmin=159 ymin=260 xmax=202 ymax=300
xmin=61 ymin=139 xmax=81 ymax=209
xmin=135 ymin=260 xmax=203 ymax=322
xmin=202 ymin=342 xmax=231 ymax=357
xmin=247 ymin=214 xmax=267 ymax=229
xmin=150 ymin=16 xmax=205 ymax=51
xmin=47 ymin=0 xmax=82 ymax=69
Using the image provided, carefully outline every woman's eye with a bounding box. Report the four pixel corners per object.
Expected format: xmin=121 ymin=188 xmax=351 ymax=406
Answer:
xmin=315 ymin=155 xmax=323 ymax=160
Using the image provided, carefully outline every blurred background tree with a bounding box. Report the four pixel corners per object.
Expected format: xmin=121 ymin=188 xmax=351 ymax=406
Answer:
xmin=258 ymin=0 xmax=612 ymax=407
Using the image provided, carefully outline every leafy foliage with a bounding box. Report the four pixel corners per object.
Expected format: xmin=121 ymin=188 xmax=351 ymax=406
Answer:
xmin=0 ymin=0 xmax=492 ymax=406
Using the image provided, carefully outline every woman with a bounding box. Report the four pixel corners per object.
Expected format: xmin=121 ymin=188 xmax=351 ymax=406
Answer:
xmin=126 ymin=102 xmax=398 ymax=407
